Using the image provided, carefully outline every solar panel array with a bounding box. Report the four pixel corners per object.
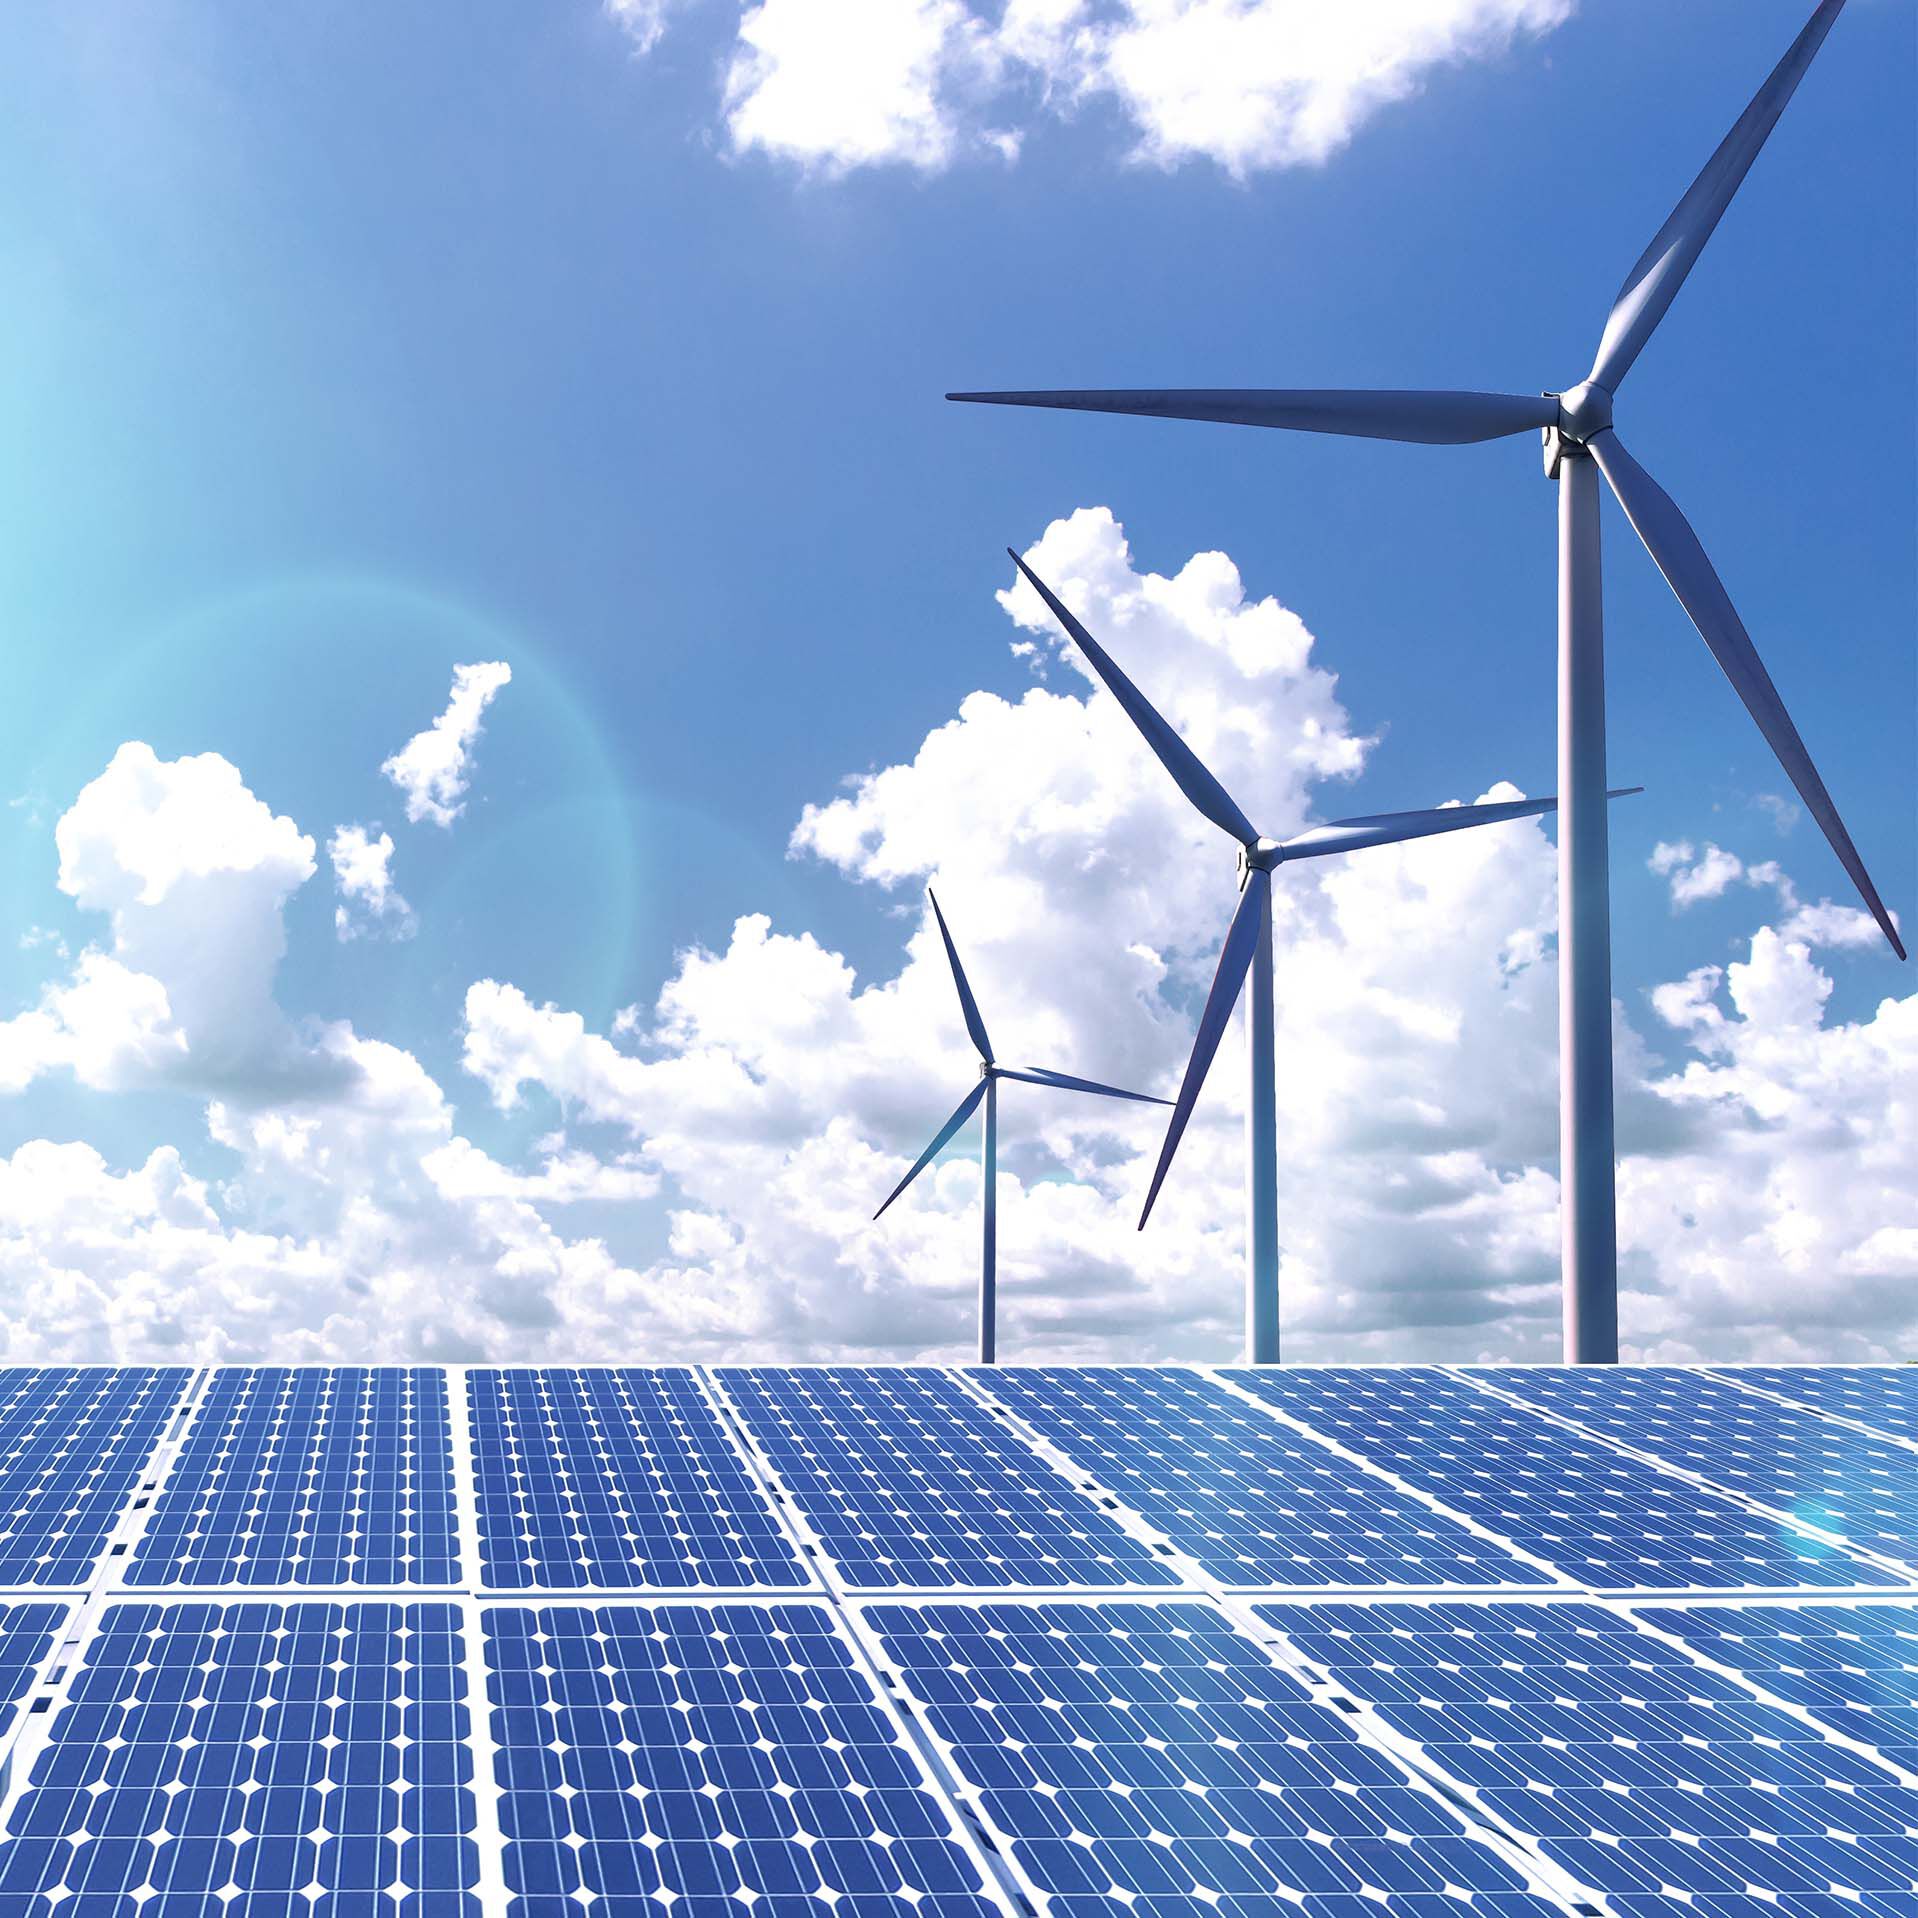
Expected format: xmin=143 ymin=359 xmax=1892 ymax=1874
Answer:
xmin=0 ymin=1360 xmax=1908 ymax=1918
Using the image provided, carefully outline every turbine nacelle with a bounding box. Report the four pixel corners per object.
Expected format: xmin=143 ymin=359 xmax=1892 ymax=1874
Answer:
xmin=1238 ymin=838 xmax=1285 ymax=886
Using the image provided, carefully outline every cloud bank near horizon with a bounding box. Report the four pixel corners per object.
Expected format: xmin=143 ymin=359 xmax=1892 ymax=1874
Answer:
xmin=0 ymin=505 xmax=1909 ymax=1369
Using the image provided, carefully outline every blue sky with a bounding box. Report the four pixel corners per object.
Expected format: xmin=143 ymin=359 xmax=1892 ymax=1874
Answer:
xmin=0 ymin=0 xmax=1910 ymax=1365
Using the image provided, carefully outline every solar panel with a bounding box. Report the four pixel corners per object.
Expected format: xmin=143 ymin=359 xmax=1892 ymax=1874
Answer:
xmin=1229 ymin=1367 xmax=1902 ymax=1591
xmin=976 ymin=1366 xmax=1555 ymax=1591
xmin=125 ymin=1366 xmax=458 ymax=1586
xmin=717 ymin=1367 xmax=1178 ymax=1590
xmin=1254 ymin=1596 xmax=1918 ymax=1918
xmin=0 ymin=1598 xmax=479 ymax=1910
xmin=1714 ymin=1366 xmax=1918 ymax=1444
xmin=0 ymin=1368 xmax=190 ymax=1588
xmin=1640 ymin=1600 xmax=1918 ymax=1774
xmin=468 ymin=1368 xmax=806 ymax=1590
xmin=0 ymin=1602 xmax=67 ymax=1751
xmin=862 ymin=1595 xmax=1573 ymax=1918
xmin=485 ymin=1600 xmax=1007 ymax=1918
xmin=1472 ymin=1365 xmax=1918 ymax=1574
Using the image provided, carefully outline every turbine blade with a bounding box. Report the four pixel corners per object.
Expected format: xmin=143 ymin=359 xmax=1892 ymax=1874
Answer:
xmin=1588 ymin=0 xmax=1848 ymax=391
xmin=950 ymin=389 xmax=1556 ymax=446
xmin=1590 ymin=428 xmax=1904 ymax=959
xmin=1010 ymin=551 xmax=1259 ymax=846
xmin=1277 ymin=788 xmax=1643 ymax=862
xmin=1000 ymin=1066 xmax=1172 ymax=1107
xmin=873 ymin=1080 xmax=990 ymax=1221
xmin=927 ymin=889 xmax=993 ymax=1063
xmin=1140 ymin=870 xmax=1269 ymax=1229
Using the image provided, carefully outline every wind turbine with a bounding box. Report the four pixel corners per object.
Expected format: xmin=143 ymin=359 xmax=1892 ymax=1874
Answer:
xmin=1014 ymin=551 xmax=1638 ymax=1366
xmin=952 ymin=0 xmax=1902 ymax=1365
xmin=874 ymin=889 xmax=1169 ymax=1363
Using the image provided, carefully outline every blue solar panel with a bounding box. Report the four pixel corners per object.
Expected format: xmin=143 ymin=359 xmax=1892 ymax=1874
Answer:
xmin=718 ymin=1368 xmax=1177 ymax=1590
xmin=0 ymin=1368 xmax=189 ymax=1587
xmin=469 ymin=1368 xmax=806 ymax=1590
xmin=1474 ymin=1366 xmax=1918 ymax=1573
xmin=0 ymin=1603 xmax=66 ymax=1750
xmin=1229 ymin=1368 xmax=1901 ymax=1591
xmin=0 ymin=1598 xmax=478 ymax=1913
xmin=1254 ymin=1597 xmax=1918 ymax=1918
xmin=126 ymin=1366 xmax=458 ymax=1586
xmin=1714 ymin=1367 xmax=1918 ymax=1444
xmin=485 ymin=1600 xmax=1005 ymax=1918
xmin=864 ymin=1595 xmax=1571 ymax=1918
xmin=976 ymin=1366 xmax=1554 ymax=1591
xmin=1641 ymin=1601 xmax=1918 ymax=1774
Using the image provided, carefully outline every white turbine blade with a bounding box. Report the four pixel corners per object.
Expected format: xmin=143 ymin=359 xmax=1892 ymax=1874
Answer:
xmin=999 ymin=1067 xmax=1171 ymax=1107
xmin=1140 ymin=870 xmax=1269 ymax=1230
xmin=927 ymin=889 xmax=993 ymax=1064
xmin=1590 ymin=427 xmax=1904 ymax=959
xmin=1589 ymin=0 xmax=1849 ymax=391
xmin=1011 ymin=551 xmax=1259 ymax=847
xmin=951 ymin=388 xmax=1556 ymax=446
xmin=873 ymin=1080 xmax=990 ymax=1220
xmin=1277 ymin=788 xmax=1642 ymax=862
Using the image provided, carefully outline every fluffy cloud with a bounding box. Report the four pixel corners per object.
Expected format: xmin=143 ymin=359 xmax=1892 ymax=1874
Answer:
xmin=1651 ymin=839 xmax=1890 ymax=952
xmin=328 ymin=825 xmax=416 ymax=942
xmin=614 ymin=0 xmax=1572 ymax=177
xmin=0 ymin=511 xmax=1909 ymax=1367
xmin=381 ymin=660 xmax=511 ymax=829
xmin=0 ymin=743 xmax=663 ymax=1364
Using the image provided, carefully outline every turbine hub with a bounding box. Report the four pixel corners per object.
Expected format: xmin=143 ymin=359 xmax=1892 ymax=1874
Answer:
xmin=1238 ymin=838 xmax=1283 ymax=886
xmin=1557 ymin=381 xmax=1614 ymax=443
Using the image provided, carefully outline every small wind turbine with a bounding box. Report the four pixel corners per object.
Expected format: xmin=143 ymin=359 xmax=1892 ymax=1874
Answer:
xmin=1013 ymin=551 xmax=1639 ymax=1366
xmin=951 ymin=0 xmax=1902 ymax=1365
xmin=874 ymin=889 xmax=1169 ymax=1363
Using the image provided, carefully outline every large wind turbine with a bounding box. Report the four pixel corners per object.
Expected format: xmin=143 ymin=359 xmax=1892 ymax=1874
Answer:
xmin=954 ymin=0 xmax=1902 ymax=1364
xmin=874 ymin=889 xmax=1168 ymax=1363
xmin=1014 ymin=553 xmax=1637 ymax=1364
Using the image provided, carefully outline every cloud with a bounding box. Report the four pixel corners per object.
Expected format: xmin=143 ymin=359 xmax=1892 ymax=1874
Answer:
xmin=1 ymin=512 xmax=1909 ymax=1368
xmin=381 ymin=661 xmax=511 ymax=829
xmin=613 ymin=0 xmax=1573 ymax=177
xmin=0 ymin=743 xmax=340 ymax=1100
xmin=1650 ymin=838 xmax=1891 ymax=952
xmin=328 ymin=825 xmax=416 ymax=943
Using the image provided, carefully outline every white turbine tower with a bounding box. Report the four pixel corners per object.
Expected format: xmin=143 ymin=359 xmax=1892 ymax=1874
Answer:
xmin=954 ymin=0 xmax=1902 ymax=1363
xmin=874 ymin=889 xmax=1169 ymax=1364
xmin=1014 ymin=552 xmax=1639 ymax=1365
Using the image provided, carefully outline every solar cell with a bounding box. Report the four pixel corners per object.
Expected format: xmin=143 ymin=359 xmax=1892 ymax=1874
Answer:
xmin=1713 ymin=1367 xmax=1918 ymax=1445
xmin=717 ymin=1367 xmax=1177 ymax=1590
xmin=1640 ymin=1600 xmax=1918 ymax=1774
xmin=0 ymin=1602 xmax=67 ymax=1751
xmin=1228 ymin=1367 xmax=1901 ymax=1591
xmin=1254 ymin=1596 xmax=1918 ymax=1918
xmin=977 ymin=1366 xmax=1553 ymax=1591
xmin=863 ymin=1594 xmax=1573 ymax=1918
xmin=0 ymin=1598 xmax=479 ymax=1912
xmin=485 ymin=1600 xmax=1007 ymax=1918
xmin=0 ymin=1368 xmax=190 ymax=1588
xmin=1472 ymin=1366 xmax=1918 ymax=1573
xmin=126 ymin=1366 xmax=458 ymax=1586
xmin=469 ymin=1369 xmax=806 ymax=1590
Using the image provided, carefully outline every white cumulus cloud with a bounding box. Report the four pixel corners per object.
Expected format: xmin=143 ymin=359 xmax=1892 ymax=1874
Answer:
xmin=328 ymin=825 xmax=416 ymax=942
xmin=614 ymin=0 xmax=1573 ymax=177
xmin=381 ymin=660 xmax=512 ymax=829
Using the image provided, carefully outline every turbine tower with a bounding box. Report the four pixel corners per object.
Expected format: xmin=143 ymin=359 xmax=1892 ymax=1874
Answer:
xmin=874 ymin=889 xmax=1168 ymax=1364
xmin=954 ymin=0 xmax=1902 ymax=1364
xmin=1014 ymin=552 xmax=1638 ymax=1365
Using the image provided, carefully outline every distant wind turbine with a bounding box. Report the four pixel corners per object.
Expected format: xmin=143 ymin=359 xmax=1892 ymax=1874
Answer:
xmin=953 ymin=0 xmax=1901 ymax=1365
xmin=1013 ymin=551 xmax=1639 ymax=1366
xmin=874 ymin=889 xmax=1169 ymax=1363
